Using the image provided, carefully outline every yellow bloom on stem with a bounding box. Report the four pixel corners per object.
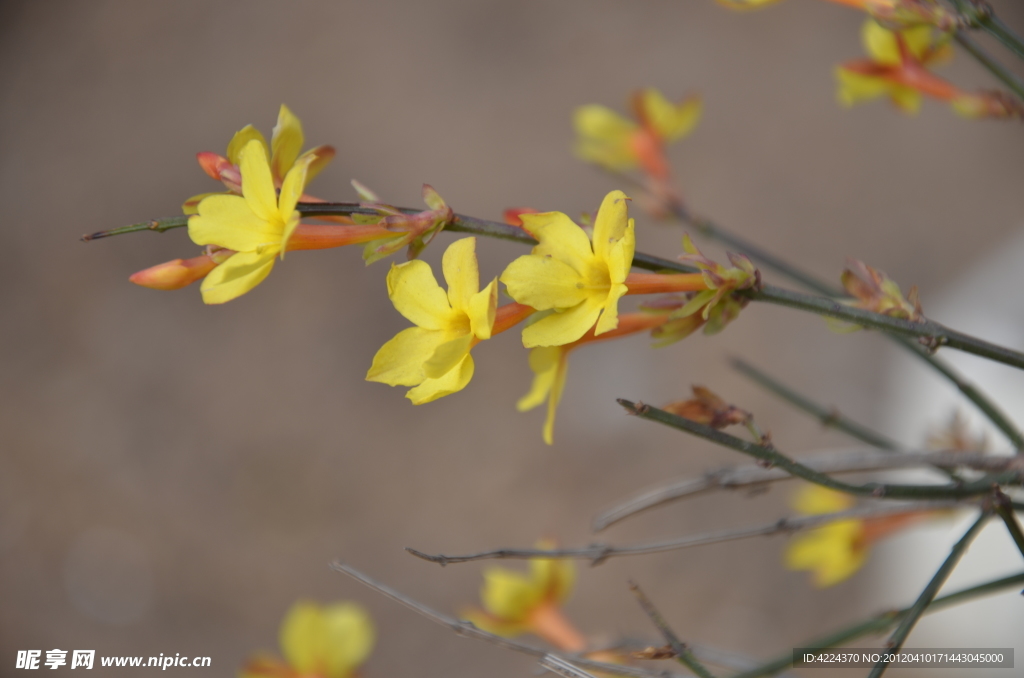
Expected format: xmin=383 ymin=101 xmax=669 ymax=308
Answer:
xmin=574 ymin=89 xmax=701 ymax=180
xmin=501 ymin=191 xmax=635 ymax=348
xmin=184 ymin=104 xmax=334 ymax=214
xmin=463 ymin=541 xmax=583 ymax=650
xmin=187 ymin=139 xmax=312 ymax=304
xmin=785 ymin=484 xmax=934 ymax=587
xmin=366 ymin=237 xmax=498 ymax=404
xmin=240 ymin=600 xmax=374 ymax=678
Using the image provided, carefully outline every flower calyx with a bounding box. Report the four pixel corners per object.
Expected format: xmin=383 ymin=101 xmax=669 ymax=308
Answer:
xmin=352 ymin=182 xmax=454 ymax=265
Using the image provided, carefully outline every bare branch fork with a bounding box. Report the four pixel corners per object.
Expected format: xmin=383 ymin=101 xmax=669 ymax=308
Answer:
xmin=615 ymin=400 xmax=1024 ymax=500
xmin=593 ymin=448 xmax=1023 ymax=532
xmin=407 ymin=501 xmax=966 ymax=566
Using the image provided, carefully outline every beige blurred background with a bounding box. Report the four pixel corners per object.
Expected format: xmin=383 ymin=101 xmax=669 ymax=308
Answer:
xmin=2 ymin=1 xmax=1024 ymax=676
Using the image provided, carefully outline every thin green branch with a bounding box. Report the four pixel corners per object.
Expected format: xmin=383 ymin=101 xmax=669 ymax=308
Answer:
xmin=82 ymin=207 xmax=1024 ymax=371
xmin=951 ymin=0 xmax=1024 ymax=65
xmin=729 ymin=568 xmax=1024 ymax=678
xmin=994 ymin=488 xmax=1024 ymax=561
xmin=953 ymin=30 xmax=1024 ymax=102
xmin=730 ymin=358 xmax=900 ymax=450
xmin=666 ymin=201 xmax=1024 ymax=449
xmin=616 ymin=399 xmax=1022 ymax=499
xmin=867 ymin=510 xmax=990 ymax=678
xmin=629 ymin=581 xmax=718 ymax=678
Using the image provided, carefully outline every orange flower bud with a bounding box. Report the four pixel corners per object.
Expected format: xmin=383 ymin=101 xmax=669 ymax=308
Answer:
xmin=128 ymin=254 xmax=220 ymax=290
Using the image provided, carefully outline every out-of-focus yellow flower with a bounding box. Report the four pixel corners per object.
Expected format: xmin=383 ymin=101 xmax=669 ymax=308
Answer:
xmin=366 ymin=237 xmax=498 ymax=404
xmin=716 ymin=0 xmax=783 ymax=9
xmin=786 ymin=485 xmax=935 ymax=587
xmin=501 ymin=191 xmax=635 ymax=348
xmin=463 ymin=541 xmax=582 ymax=650
xmin=184 ymin=104 xmax=334 ymax=214
xmin=240 ymin=601 xmax=374 ymax=678
xmin=574 ymin=89 xmax=701 ymax=180
xmin=188 ymin=139 xmax=312 ymax=304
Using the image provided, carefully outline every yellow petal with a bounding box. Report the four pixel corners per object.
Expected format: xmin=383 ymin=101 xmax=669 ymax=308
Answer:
xmin=387 ymin=260 xmax=457 ymax=330
xmin=591 ymin=190 xmax=630 ymax=264
xmin=525 ymin=211 xmax=597 ymax=276
xmin=442 ymin=237 xmax=480 ymax=312
xmin=423 ymin=334 xmax=473 ymax=379
xmin=278 ymin=601 xmax=325 ymax=675
xmin=640 ymin=89 xmax=702 ymax=143
xmin=406 ymin=353 xmax=474 ymax=404
xmin=226 ymin=124 xmax=268 ymax=165
xmin=238 ymin=139 xmax=279 ymax=224
xmin=320 ymin=603 xmax=375 ymax=678
xmin=593 ymin=282 xmax=627 ymax=336
xmin=277 ymin=154 xmax=314 ymax=254
xmin=889 ymin=85 xmax=922 ymax=114
xmin=542 ymin=348 xmax=570 ymax=445
xmin=199 ymin=250 xmax=277 ymax=304
xmin=521 ymin=296 xmax=604 ymax=348
xmin=182 ymin=191 xmax=224 ymax=215
xmin=501 ymin=255 xmax=588 ymax=312
xmin=792 ymin=484 xmax=855 ymax=515
xmin=516 ymin=347 xmax=562 ymax=412
xmin=271 ymin=103 xmax=304 ymax=182
xmin=605 ymin=219 xmax=635 ymax=284
xmin=189 ymin=194 xmax=278 ymax=252
xmin=530 ymin=552 xmax=576 ymax=603
xmin=785 ymin=521 xmax=867 ymax=588
xmin=468 ymin=279 xmax=498 ymax=341
xmin=573 ymin=105 xmax=637 ymax=170
xmin=835 ymin=67 xmax=889 ymax=107
xmin=366 ymin=327 xmax=449 ymax=387
xmin=480 ymin=567 xmax=542 ymax=622
xmin=863 ymin=19 xmax=901 ymax=65
xmin=299 ymin=145 xmax=335 ymax=184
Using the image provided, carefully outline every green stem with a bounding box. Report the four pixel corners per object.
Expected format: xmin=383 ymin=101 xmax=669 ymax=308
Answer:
xmin=867 ymin=511 xmax=990 ymax=678
xmin=953 ymin=30 xmax=1024 ymax=103
xmin=730 ymin=358 xmax=900 ymax=450
xmin=729 ymin=568 xmax=1024 ymax=678
xmin=616 ymin=399 xmax=1022 ymax=499
xmin=83 ymin=207 xmax=1024 ymax=371
xmin=994 ymin=489 xmax=1024 ymax=560
xmin=630 ymin=582 xmax=718 ymax=678
xmin=982 ymin=13 xmax=1024 ymax=62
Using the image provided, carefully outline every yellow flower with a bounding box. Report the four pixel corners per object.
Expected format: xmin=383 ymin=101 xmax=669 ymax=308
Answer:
xmin=187 ymin=139 xmax=312 ymax=304
xmin=716 ymin=0 xmax=783 ymax=9
xmin=184 ymin=104 xmax=334 ymax=214
xmin=574 ymin=89 xmax=701 ymax=177
xmin=240 ymin=601 xmax=374 ymax=678
xmin=366 ymin=237 xmax=497 ymax=404
xmin=501 ymin=191 xmax=635 ymax=347
xmin=463 ymin=542 xmax=580 ymax=649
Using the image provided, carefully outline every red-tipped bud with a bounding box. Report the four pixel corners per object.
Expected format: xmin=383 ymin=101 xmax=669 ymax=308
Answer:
xmin=129 ymin=254 xmax=220 ymax=290
xmin=196 ymin=152 xmax=242 ymax=192
xmin=503 ymin=207 xmax=539 ymax=228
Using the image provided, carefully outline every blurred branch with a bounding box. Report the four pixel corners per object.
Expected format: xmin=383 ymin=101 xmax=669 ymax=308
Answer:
xmin=630 ymin=581 xmax=718 ymax=678
xmin=867 ymin=510 xmax=990 ymax=678
xmin=328 ymin=562 xmax=689 ymax=678
xmin=994 ymin=488 xmax=1024 ymax=560
xmin=953 ymin=30 xmax=1024 ymax=102
xmin=617 ymin=399 xmax=1023 ymax=499
xmin=729 ymin=358 xmax=900 ymax=450
xmin=731 ymin=567 xmax=1024 ymax=678
xmin=593 ymin=448 xmax=1020 ymax=531
xmin=407 ymin=501 xmax=964 ymax=565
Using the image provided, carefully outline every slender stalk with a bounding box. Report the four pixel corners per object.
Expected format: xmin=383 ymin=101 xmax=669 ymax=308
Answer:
xmin=950 ymin=0 xmax=1024 ymax=65
xmin=82 ymin=207 xmax=1024 ymax=371
xmin=993 ymin=488 xmax=1024 ymax=561
xmin=730 ymin=569 xmax=1024 ymax=678
xmin=407 ymin=501 xmax=964 ymax=565
xmin=953 ymin=30 xmax=1024 ymax=102
xmin=867 ymin=510 xmax=990 ymax=678
xmin=730 ymin=358 xmax=900 ymax=450
xmin=630 ymin=581 xmax=718 ymax=678
xmin=616 ymin=399 xmax=1023 ymax=499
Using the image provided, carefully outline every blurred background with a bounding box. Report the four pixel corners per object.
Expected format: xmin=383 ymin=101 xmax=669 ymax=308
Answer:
xmin=2 ymin=1 xmax=1024 ymax=676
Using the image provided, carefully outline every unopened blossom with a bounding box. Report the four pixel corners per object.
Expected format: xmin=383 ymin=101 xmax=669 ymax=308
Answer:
xmin=663 ymin=386 xmax=752 ymax=429
xmin=501 ymin=191 xmax=635 ymax=347
xmin=366 ymin=237 xmax=498 ymax=404
xmin=184 ymin=104 xmax=334 ymax=214
xmin=241 ymin=601 xmax=374 ymax=678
